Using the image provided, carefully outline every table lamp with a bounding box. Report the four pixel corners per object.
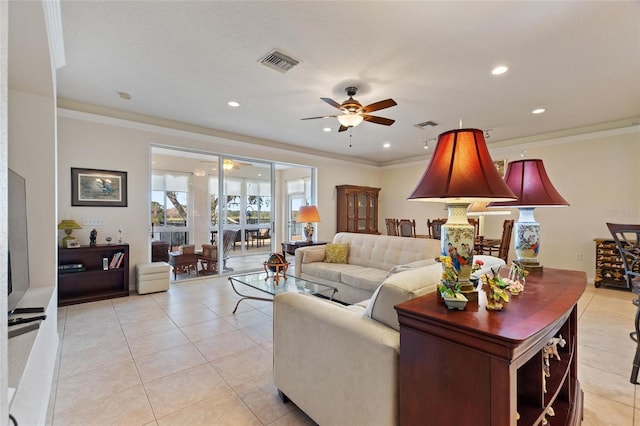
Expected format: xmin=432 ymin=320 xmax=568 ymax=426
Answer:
xmin=58 ymin=219 xmax=83 ymax=248
xmin=297 ymin=205 xmax=321 ymax=242
xmin=489 ymin=159 xmax=569 ymax=272
xmin=408 ymin=128 xmax=516 ymax=296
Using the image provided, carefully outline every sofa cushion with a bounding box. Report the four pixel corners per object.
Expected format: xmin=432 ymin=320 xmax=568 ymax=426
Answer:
xmin=365 ymin=263 xmax=443 ymax=331
xmin=303 ymin=249 xmax=325 ymax=264
xmin=387 ymin=258 xmax=438 ymax=277
xmin=301 ymin=262 xmax=362 ymax=282
xmin=341 ymin=268 xmax=389 ymax=293
xmin=333 ymin=232 xmax=441 ymax=271
xmin=325 ymin=243 xmax=349 ymax=263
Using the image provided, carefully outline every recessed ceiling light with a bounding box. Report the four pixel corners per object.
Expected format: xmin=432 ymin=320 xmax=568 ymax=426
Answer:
xmin=491 ymin=66 xmax=508 ymax=75
xmin=532 ymin=108 xmax=546 ymax=114
xmin=322 ymin=127 xmax=331 ymax=132
xmin=383 ymin=143 xmax=391 ymax=148
xmin=227 ymin=101 xmax=240 ymax=108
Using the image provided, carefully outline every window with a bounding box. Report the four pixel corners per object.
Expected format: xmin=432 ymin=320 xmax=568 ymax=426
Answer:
xmin=152 ymin=171 xmax=190 ymax=247
xmin=246 ymin=180 xmax=271 ymax=225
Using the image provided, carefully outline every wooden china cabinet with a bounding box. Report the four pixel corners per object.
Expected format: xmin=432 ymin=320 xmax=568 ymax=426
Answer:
xmin=396 ymin=268 xmax=586 ymax=426
xmin=336 ymin=185 xmax=380 ymax=234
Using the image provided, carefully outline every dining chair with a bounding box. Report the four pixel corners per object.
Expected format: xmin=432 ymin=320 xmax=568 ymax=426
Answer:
xmin=385 ymin=218 xmax=399 ymax=236
xmin=427 ymin=218 xmax=447 ymax=239
xmin=606 ymin=223 xmax=640 ymax=384
xmin=468 ymin=218 xmax=480 ymax=239
xmin=397 ymin=219 xmax=416 ymax=238
xmin=483 ymin=219 xmax=514 ymax=263
xmin=256 ymin=228 xmax=271 ymax=247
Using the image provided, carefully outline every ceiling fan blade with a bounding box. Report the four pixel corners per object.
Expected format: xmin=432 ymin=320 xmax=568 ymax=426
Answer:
xmin=362 ymin=99 xmax=397 ymax=113
xmin=338 ymin=125 xmax=349 ymax=132
xmin=321 ymin=98 xmax=343 ymax=110
xmin=363 ymin=115 xmax=395 ymax=126
xmin=301 ymin=114 xmax=339 ymax=120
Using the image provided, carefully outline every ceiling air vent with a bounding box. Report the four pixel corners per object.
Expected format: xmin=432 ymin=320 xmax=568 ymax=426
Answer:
xmin=414 ymin=121 xmax=439 ymax=129
xmin=259 ymin=49 xmax=300 ymax=73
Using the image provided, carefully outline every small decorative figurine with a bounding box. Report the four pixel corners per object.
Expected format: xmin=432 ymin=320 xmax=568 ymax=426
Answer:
xmin=90 ymin=229 xmax=97 ymax=247
xmin=118 ymin=227 xmax=123 ymax=244
xmin=481 ymin=268 xmax=510 ymax=311
xmin=546 ymin=335 xmax=566 ymax=361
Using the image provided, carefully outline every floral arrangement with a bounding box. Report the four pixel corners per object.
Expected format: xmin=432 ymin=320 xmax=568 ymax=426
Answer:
xmin=471 ymin=259 xmax=485 ymax=273
xmin=502 ymin=262 xmax=528 ymax=295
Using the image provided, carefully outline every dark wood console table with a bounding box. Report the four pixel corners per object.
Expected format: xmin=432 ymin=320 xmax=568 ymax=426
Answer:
xmin=396 ymin=268 xmax=586 ymax=426
xmin=281 ymin=241 xmax=327 ymax=258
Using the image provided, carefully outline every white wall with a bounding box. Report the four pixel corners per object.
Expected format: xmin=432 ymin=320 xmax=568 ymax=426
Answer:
xmin=57 ymin=112 xmax=381 ymax=282
xmin=380 ymin=127 xmax=640 ymax=281
xmin=7 ymin=88 xmax=59 ymax=426
xmin=58 ymin=109 xmax=640 ymax=289
xmin=5 ymin=1 xmax=60 ymax=423
xmin=58 ymin=109 xmax=640 ymax=284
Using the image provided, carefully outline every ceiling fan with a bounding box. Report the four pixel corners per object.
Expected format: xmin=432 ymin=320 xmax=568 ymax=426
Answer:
xmin=301 ymin=86 xmax=397 ymax=132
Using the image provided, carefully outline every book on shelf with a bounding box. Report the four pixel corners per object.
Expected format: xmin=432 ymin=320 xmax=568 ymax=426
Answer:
xmin=115 ymin=252 xmax=125 ymax=268
xmin=109 ymin=252 xmax=123 ymax=269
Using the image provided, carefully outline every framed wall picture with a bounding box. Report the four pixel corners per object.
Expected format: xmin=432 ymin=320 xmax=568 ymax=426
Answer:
xmin=71 ymin=168 xmax=128 ymax=207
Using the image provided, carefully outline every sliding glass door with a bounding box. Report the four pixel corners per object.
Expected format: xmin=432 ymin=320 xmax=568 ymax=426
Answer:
xmin=151 ymin=146 xmax=313 ymax=279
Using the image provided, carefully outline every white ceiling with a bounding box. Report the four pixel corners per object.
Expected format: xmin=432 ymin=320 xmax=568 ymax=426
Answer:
xmin=56 ymin=1 xmax=640 ymax=165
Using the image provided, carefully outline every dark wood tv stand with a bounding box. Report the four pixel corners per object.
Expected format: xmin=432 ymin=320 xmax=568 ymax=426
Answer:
xmin=58 ymin=244 xmax=129 ymax=306
xmin=396 ymin=268 xmax=586 ymax=426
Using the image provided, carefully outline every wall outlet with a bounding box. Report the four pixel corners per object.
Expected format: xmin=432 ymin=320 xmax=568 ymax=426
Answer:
xmin=83 ymin=218 xmax=104 ymax=226
xmin=576 ymin=253 xmax=583 ymax=261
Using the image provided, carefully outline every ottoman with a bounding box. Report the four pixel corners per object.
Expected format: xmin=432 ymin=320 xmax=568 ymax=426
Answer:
xmin=136 ymin=262 xmax=170 ymax=294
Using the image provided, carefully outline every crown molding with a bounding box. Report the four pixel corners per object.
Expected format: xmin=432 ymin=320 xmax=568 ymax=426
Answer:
xmin=56 ymin=103 xmax=380 ymax=170
xmin=43 ymin=0 xmax=65 ymax=69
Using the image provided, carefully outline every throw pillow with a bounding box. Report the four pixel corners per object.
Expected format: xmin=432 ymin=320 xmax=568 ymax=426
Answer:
xmin=302 ymin=249 xmax=325 ymax=264
xmin=325 ymin=243 xmax=349 ymax=264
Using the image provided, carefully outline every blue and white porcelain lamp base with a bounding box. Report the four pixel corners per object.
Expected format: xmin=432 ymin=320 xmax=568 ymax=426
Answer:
xmin=441 ymin=202 xmax=477 ymax=298
xmin=304 ymin=223 xmax=314 ymax=243
xmin=514 ymin=207 xmax=543 ymax=273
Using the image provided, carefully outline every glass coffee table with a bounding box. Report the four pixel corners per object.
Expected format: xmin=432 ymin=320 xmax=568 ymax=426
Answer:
xmin=228 ymin=271 xmax=338 ymax=313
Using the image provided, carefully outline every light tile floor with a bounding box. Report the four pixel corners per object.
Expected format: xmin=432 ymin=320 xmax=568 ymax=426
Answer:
xmin=47 ymin=276 xmax=640 ymax=425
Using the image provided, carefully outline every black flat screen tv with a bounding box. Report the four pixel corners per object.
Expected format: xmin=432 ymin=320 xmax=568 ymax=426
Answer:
xmin=8 ymin=168 xmax=30 ymax=314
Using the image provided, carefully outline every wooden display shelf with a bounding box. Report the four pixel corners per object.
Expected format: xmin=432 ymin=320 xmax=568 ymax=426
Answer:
xmin=594 ymin=237 xmax=636 ymax=289
xmin=396 ymin=268 xmax=586 ymax=426
xmin=336 ymin=185 xmax=380 ymax=234
xmin=58 ymin=244 xmax=129 ymax=306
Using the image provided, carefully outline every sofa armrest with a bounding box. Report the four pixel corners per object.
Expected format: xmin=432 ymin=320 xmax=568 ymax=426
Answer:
xmin=293 ymin=245 xmax=326 ymax=276
xmin=274 ymin=292 xmax=400 ymax=426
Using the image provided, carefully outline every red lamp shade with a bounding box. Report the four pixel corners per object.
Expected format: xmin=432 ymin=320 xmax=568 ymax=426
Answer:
xmin=489 ymin=159 xmax=569 ymax=207
xmin=408 ymin=129 xmax=516 ymax=202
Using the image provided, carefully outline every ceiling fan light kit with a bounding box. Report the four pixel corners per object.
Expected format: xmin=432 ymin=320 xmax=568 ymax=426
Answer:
xmin=302 ymin=86 xmax=396 ymax=132
xmin=337 ymin=114 xmax=364 ymax=128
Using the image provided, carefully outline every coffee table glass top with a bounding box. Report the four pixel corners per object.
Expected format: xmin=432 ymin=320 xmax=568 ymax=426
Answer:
xmin=228 ymin=271 xmax=337 ymax=298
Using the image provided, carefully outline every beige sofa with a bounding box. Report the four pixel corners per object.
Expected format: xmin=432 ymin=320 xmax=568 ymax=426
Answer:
xmin=294 ymin=232 xmax=442 ymax=304
xmin=274 ymin=255 xmax=506 ymax=426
